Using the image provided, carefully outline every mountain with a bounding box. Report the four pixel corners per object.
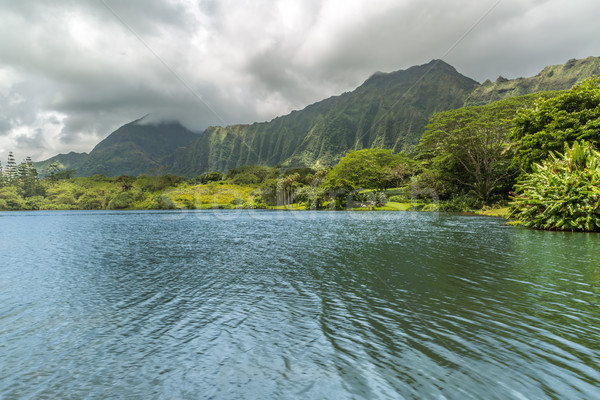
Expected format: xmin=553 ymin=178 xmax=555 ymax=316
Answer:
xmin=36 ymin=117 xmax=199 ymax=177
xmin=35 ymin=151 xmax=89 ymax=175
xmin=464 ymin=56 xmax=600 ymax=106
xmin=36 ymin=57 xmax=600 ymax=177
xmin=169 ymin=60 xmax=479 ymax=175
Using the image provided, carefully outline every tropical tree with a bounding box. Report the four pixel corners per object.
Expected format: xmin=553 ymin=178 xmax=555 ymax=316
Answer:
xmin=509 ymin=78 xmax=600 ymax=170
xmin=416 ymin=94 xmax=552 ymax=201
xmin=324 ymin=148 xmax=411 ymax=192
xmin=277 ymin=173 xmax=301 ymax=205
xmin=510 ymin=141 xmax=600 ymax=231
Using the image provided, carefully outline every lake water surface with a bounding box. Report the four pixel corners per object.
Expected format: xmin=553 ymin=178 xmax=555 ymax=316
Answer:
xmin=1 ymin=210 xmax=599 ymax=399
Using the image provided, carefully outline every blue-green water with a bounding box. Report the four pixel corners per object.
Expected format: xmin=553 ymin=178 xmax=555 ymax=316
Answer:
xmin=1 ymin=210 xmax=599 ymax=399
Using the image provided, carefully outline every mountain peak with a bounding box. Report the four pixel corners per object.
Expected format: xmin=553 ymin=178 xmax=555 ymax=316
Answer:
xmin=361 ymin=59 xmax=467 ymax=89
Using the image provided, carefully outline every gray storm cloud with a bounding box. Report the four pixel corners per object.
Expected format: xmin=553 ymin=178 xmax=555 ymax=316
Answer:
xmin=0 ymin=0 xmax=598 ymax=161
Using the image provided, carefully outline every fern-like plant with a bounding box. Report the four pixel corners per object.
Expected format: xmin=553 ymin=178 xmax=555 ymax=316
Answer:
xmin=510 ymin=141 xmax=600 ymax=231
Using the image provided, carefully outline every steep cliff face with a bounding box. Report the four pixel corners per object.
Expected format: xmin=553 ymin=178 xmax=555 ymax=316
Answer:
xmin=170 ymin=60 xmax=479 ymax=175
xmin=465 ymin=56 xmax=600 ymax=106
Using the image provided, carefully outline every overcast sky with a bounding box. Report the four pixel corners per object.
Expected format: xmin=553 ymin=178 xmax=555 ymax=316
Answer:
xmin=1 ymin=0 xmax=599 ymax=161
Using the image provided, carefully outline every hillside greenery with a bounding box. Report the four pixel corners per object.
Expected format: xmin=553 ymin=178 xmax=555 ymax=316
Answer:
xmin=35 ymin=118 xmax=199 ymax=177
xmin=169 ymin=60 xmax=478 ymax=175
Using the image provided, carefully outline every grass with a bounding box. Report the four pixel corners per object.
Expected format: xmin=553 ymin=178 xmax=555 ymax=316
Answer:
xmin=477 ymin=207 xmax=510 ymax=218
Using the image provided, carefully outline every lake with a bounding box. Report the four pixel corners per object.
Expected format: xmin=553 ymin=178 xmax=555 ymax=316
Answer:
xmin=0 ymin=210 xmax=599 ymax=399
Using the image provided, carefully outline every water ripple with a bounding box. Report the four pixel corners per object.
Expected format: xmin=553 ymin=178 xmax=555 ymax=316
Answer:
xmin=1 ymin=210 xmax=599 ymax=398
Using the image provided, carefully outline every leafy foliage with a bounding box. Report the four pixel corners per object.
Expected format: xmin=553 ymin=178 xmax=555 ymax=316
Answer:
xmin=510 ymin=78 xmax=600 ymax=170
xmin=417 ymin=93 xmax=554 ymax=201
xmin=510 ymin=141 xmax=600 ymax=231
xmin=195 ymin=171 xmax=224 ymax=184
xmin=226 ymin=165 xmax=279 ymax=184
xmin=324 ymin=148 xmax=412 ymax=191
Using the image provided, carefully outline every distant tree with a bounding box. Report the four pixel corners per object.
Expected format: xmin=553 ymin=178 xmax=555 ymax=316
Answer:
xmin=116 ymin=175 xmax=135 ymax=191
xmin=196 ymin=171 xmax=224 ymax=184
xmin=46 ymin=161 xmax=76 ymax=182
xmin=277 ymin=173 xmax=300 ymax=205
xmin=48 ymin=161 xmax=60 ymax=181
xmin=324 ymin=148 xmax=411 ymax=192
xmin=19 ymin=157 xmax=43 ymax=197
xmin=510 ymin=78 xmax=600 ymax=170
xmin=295 ymin=185 xmax=327 ymax=209
xmin=226 ymin=165 xmax=278 ymax=184
xmin=5 ymin=152 xmax=17 ymax=184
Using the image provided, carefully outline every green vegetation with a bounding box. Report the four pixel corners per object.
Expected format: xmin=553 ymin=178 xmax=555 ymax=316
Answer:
xmin=172 ymin=60 xmax=478 ymax=174
xmin=323 ymin=149 xmax=412 ymax=191
xmin=506 ymin=78 xmax=600 ymax=231
xmin=510 ymin=141 xmax=600 ymax=231
xmin=417 ymin=93 xmax=556 ymax=203
xmin=509 ymin=78 xmax=600 ymax=170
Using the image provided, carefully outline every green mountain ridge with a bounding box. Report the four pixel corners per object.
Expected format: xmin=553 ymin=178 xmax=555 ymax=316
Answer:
xmin=169 ymin=59 xmax=479 ymax=175
xmin=37 ymin=56 xmax=600 ymax=177
xmin=465 ymin=56 xmax=600 ymax=106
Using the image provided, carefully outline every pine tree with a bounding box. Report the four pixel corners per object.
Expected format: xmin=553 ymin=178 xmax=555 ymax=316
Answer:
xmin=48 ymin=161 xmax=59 ymax=182
xmin=5 ymin=152 xmax=17 ymax=184
xmin=20 ymin=156 xmax=41 ymax=197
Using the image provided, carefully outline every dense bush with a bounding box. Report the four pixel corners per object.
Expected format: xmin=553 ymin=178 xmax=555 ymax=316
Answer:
xmin=510 ymin=78 xmax=600 ymax=170
xmin=510 ymin=141 xmax=600 ymax=231
xmin=108 ymin=191 xmax=138 ymax=209
xmin=439 ymin=194 xmax=479 ymax=212
xmin=231 ymin=172 xmax=260 ymax=185
xmin=195 ymin=171 xmax=223 ymax=184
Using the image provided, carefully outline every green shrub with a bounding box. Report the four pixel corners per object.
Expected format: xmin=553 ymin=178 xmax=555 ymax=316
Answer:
xmin=231 ymin=172 xmax=260 ymax=185
xmin=77 ymin=191 xmax=105 ymax=209
xmin=0 ymin=186 xmax=26 ymax=210
xmin=388 ymin=195 xmax=408 ymax=203
xmin=295 ymin=186 xmax=327 ymax=209
xmin=156 ymin=194 xmax=176 ymax=209
xmin=510 ymin=141 xmax=600 ymax=231
xmin=439 ymin=194 xmax=479 ymax=212
xmin=195 ymin=171 xmax=224 ymax=184
xmin=108 ymin=192 xmax=136 ymax=209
